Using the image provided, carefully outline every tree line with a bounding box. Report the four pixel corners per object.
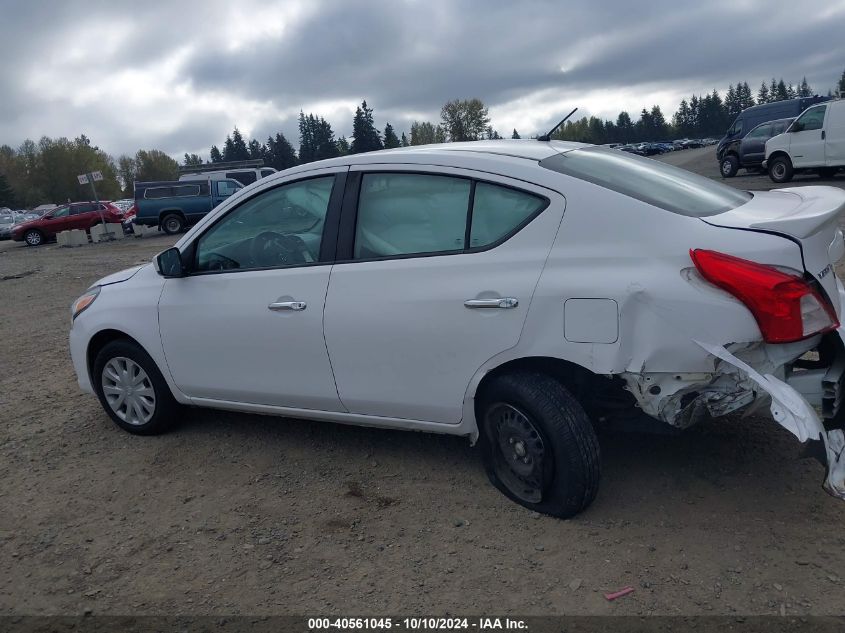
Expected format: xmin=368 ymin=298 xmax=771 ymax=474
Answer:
xmin=1 ymin=69 xmax=844 ymax=209
xmin=552 ymin=74 xmax=842 ymax=145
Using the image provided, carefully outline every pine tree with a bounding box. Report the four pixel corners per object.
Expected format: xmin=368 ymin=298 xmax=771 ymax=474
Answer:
xmin=247 ymin=139 xmax=264 ymax=160
xmin=838 ymin=68 xmax=845 ymax=97
xmin=383 ymin=123 xmax=400 ymax=149
xmin=798 ymin=77 xmax=813 ymax=97
xmin=229 ymin=128 xmax=250 ymax=161
xmin=0 ymin=172 xmax=16 ymax=207
xmin=350 ymin=100 xmax=383 ymax=154
xmin=400 ymin=132 xmax=409 ymax=147
xmin=210 ymin=145 xmax=223 ymax=163
xmin=222 ymin=135 xmax=235 ymax=161
xmin=786 ymin=83 xmax=797 ymax=99
xmin=183 ymin=153 xmax=203 ymax=166
xmin=266 ymin=132 xmax=297 ymax=170
xmin=298 ymin=111 xmax=316 ymax=164
xmin=757 ymin=81 xmax=770 ymax=104
xmin=511 ymin=129 xmax=520 ymax=139
xmin=336 ymin=136 xmax=350 ymax=155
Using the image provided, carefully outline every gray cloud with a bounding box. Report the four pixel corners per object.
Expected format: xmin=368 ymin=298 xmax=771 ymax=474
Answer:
xmin=0 ymin=0 xmax=843 ymax=159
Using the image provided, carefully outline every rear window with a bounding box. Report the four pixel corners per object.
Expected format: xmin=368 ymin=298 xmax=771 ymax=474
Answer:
xmin=540 ymin=148 xmax=751 ymax=217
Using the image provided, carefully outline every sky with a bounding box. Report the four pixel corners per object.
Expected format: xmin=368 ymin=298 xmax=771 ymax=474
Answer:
xmin=1 ymin=0 xmax=844 ymax=160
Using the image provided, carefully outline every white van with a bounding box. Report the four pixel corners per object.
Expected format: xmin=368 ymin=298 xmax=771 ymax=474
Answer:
xmin=765 ymin=99 xmax=845 ymax=183
xmin=179 ymin=166 xmax=277 ymax=188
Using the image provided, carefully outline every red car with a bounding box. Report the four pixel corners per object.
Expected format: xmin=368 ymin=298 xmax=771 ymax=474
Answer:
xmin=12 ymin=201 xmax=124 ymax=246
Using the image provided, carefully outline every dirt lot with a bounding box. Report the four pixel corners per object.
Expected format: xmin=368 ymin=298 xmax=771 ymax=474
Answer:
xmin=2 ymin=151 xmax=845 ymax=617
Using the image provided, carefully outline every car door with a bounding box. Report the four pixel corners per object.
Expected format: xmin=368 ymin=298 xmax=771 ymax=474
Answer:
xmin=158 ymin=167 xmax=348 ymax=410
xmin=323 ymin=166 xmax=566 ymax=424
xmin=824 ymin=102 xmax=845 ymax=166
xmin=789 ymin=104 xmax=828 ymax=167
xmin=740 ymin=123 xmax=770 ymax=165
xmin=41 ymin=205 xmax=72 ymax=235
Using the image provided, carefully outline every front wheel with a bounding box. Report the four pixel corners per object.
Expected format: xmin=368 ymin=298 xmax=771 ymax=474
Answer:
xmin=720 ymin=155 xmax=739 ymax=178
xmin=24 ymin=230 xmax=43 ymax=246
xmin=160 ymin=214 xmax=185 ymax=235
xmin=477 ymin=371 xmax=600 ymax=518
xmin=769 ymin=156 xmax=794 ymax=183
xmin=93 ymin=339 xmax=180 ymax=435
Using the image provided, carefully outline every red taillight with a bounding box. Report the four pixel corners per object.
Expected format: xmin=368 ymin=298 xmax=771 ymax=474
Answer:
xmin=690 ymin=249 xmax=839 ymax=343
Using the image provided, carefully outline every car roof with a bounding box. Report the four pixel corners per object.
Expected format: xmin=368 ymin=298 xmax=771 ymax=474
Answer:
xmin=280 ymin=140 xmax=589 ymax=177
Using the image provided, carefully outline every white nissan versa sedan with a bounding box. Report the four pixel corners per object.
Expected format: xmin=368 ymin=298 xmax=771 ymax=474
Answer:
xmin=70 ymin=140 xmax=845 ymax=518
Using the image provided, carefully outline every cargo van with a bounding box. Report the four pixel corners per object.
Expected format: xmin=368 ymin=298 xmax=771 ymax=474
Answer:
xmin=178 ymin=159 xmax=277 ymax=188
xmin=717 ymin=96 xmax=830 ymax=161
xmin=764 ymin=99 xmax=845 ymax=183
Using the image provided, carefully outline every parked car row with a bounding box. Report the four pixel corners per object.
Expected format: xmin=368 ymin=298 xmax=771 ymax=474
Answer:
xmin=0 ymin=209 xmax=45 ymax=240
xmin=614 ymin=138 xmax=716 ymax=156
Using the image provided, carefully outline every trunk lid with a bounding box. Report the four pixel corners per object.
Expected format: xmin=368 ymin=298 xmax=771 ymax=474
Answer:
xmin=703 ymin=186 xmax=845 ymax=316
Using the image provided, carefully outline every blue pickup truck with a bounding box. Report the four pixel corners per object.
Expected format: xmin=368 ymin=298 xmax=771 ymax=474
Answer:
xmin=134 ymin=178 xmax=243 ymax=234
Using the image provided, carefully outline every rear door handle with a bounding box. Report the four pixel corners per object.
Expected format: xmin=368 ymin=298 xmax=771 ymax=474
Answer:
xmin=464 ymin=297 xmax=519 ymax=309
xmin=268 ymin=301 xmax=307 ymax=311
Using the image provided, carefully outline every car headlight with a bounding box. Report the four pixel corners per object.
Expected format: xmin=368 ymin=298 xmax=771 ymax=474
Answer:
xmin=71 ymin=286 xmax=100 ymax=320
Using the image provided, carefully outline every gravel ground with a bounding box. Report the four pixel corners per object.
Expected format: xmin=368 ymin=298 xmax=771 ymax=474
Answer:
xmin=2 ymin=152 xmax=845 ymax=617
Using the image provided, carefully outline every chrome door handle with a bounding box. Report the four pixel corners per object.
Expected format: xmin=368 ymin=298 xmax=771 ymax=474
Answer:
xmin=464 ymin=297 xmax=518 ymax=309
xmin=268 ymin=301 xmax=307 ymax=311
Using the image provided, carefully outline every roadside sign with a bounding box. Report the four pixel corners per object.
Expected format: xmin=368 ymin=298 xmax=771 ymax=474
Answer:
xmin=77 ymin=174 xmax=89 ymax=185
xmin=91 ymin=171 xmax=103 ymax=182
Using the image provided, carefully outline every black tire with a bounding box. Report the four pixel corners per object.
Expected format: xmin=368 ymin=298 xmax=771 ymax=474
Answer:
xmin=477 ymin=371 xmax=600 ymax=518
xmin=769 ymin=155 xmax=793 ymax=183
xmin=720 ymin=154 xmax=739 ymax=178
xmin=93 ymin=339 xmax=180 ymax=435
xmin=160 ymin=214 xmax=185 ymax=235
xmin=24 ymin=229 xmax=43 ymax=246
xmin=819 ymin=167 xmax=837 ymax=179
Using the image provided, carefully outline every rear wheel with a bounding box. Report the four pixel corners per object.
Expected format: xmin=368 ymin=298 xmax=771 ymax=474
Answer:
xmin=161 ymin=214 xmax=185 ymax=235
xmin=93 ymin=339 xmax=180 ymax=435
xmin=720 ymin=155 xmax=739 ymax=178
xmin=819 ymin=167 xmax=837 ymax=179
xmin=24 ymin=229 xmax=43 ymax=246
xmin=769 ymin=156 xmax=794 ymax=183
xmin=477 ymin=371 xmax=600 ymax=518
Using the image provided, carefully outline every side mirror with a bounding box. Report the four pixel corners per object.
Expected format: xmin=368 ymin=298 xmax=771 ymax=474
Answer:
xmin=154 ymin=247 xmax=185 ymax=278
xmin=790 ymin=123 xmax=803 ymax=133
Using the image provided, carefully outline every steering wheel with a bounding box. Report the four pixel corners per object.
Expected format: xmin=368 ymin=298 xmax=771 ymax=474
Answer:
xmin=250 ymin=231 xmax=310 ymax=267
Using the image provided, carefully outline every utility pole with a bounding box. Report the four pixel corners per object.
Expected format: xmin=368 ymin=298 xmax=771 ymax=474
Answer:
xmin=77 ymin=171 xmax=113 ymax=240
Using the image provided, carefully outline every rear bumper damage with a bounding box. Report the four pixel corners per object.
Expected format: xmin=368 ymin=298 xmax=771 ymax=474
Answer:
xmin=697 ymin=339 xmax=845 ymax=501
xmin=621 ymin=333 xmax=845 ymax=501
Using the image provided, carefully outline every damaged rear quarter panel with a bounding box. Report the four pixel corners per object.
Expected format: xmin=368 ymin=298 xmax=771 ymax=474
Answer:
xmin=512 ymin=179 xmax=804 ymax=378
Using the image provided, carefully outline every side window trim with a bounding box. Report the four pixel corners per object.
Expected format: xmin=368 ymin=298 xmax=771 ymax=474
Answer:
xmin=182 ymin=170 xmax=348 ymax=276
xmin=335 ymin=169 xmax=550 ymax=264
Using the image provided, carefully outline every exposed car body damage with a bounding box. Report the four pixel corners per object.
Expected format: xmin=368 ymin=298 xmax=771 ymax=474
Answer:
xmin=696 ymin=340 xmax=845 ymax=500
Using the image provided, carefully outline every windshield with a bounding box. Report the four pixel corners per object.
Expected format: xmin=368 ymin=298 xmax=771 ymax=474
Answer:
xmin=540 ymin=147 xmax=752 ymax=217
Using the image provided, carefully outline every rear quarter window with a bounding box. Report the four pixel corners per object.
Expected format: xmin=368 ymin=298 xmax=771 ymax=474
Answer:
xmin=144 ymin=187 xmax=173 ymax=199
xmin=540 ymin=148 xmax=752 ymax=217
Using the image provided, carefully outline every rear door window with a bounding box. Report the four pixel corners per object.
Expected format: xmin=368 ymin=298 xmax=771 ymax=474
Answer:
xmin=540 ymin=147 xmax=751 ymax=217
xmin=469 ymin=183 xmax=546 ymax=248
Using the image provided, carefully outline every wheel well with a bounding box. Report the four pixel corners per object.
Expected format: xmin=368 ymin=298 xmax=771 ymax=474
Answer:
xmin=768 ymin=150 xmax=791 ymax=165
xmin=723 ymin=151 xmax=738 ymax=159
xmin=159 ymin=210 xmax=186 ymax=221
xmin=86 ymin=329 xmax=144 ymax=382
xmin=475 ymin=356 xmax=634 ymax=422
